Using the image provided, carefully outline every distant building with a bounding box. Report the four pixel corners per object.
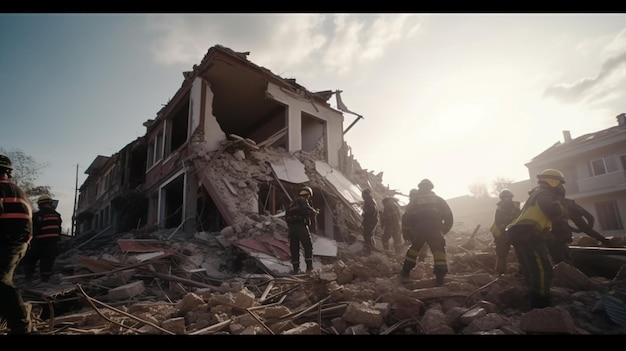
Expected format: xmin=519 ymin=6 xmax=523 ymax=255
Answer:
xmin=449 ymin=113 xmax=626 ymax=238
xmin=526 ymin=113 xmax=626 ymax=237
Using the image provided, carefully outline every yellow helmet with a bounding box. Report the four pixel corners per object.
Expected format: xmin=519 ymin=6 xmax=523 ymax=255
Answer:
xmin=37 ymin=194 xmax=53 ymax=204
xmin=299 ymin=186 xmax=313 ymax=197
xmin=537 ymin=169 xmax=565 ymax=188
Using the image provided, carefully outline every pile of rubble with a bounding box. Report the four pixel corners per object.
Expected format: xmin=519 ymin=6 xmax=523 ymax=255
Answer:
xmin=5 ymin=220 xmax=626 ymax=335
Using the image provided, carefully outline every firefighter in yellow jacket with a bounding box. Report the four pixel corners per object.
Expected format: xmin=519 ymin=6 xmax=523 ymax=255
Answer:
xmin=505 ymin=169 xmax=566 ymax=309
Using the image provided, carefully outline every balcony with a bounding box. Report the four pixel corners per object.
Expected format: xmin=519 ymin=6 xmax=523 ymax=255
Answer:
xmin=577 ymin=170 xmax=626 ymax=194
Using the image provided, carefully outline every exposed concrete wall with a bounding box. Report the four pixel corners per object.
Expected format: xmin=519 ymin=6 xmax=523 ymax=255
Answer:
xmin=267 ymin=83 xmax=343 ymax=168
xmin=193 ymin=78 xmax=224 ymax=151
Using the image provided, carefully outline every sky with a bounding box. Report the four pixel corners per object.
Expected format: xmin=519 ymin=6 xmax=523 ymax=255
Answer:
xmin=1 ymin=13 xmax=626 ymax=233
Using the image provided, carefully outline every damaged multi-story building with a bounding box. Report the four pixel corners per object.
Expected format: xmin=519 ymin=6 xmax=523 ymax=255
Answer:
xmin=74 ymin=44 xmax=398 ymax=254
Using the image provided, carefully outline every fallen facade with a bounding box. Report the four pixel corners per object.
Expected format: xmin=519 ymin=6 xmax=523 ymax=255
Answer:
xmin=74 ymin=44 xmax=395 ymax=251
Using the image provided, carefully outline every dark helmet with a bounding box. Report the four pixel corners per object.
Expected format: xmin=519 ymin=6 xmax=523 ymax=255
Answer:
xmin=418 ymin=178 xmax=434 ymax=190
xmin=362 ymin=188 xmax=372 ymax=197
xmin=299 ymin=186 xmax=313 ymax=197
xmin=499 ymin=189 xmax=514 ymax=199
xmin=0 ymin=154 xmax=13 ymax=170
xmin=409 ymin=188 xmax=419 ymax=198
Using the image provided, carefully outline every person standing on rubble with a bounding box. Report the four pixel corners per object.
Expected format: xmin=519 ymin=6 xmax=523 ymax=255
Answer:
xmin=548 ymin=184 xmax=615 ymax=265
xmin=22 ymin=194 xmax=62 ymax=284
xmin=504 ymin=169 xmax=566 ymax=309
xmin=381 ymin=197 xmax=404 ymax=254
xmin=490 ymin=189 xmax=522 ymax=275
xmin=399 ymin=179 xmax=453 ymax=286
xmin=0 ymin=154 xmax=33 ymax=334
xmin=360 ymin=188 xmax=379 ymax=256
xmin=285 ymin=186 xmax=319 ymax=274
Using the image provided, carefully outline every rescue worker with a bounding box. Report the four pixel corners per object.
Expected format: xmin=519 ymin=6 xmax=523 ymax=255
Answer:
xmin=380 ymin=197 xmax=404 ymax=254
xmin=402 ymin=189 xmax=429 ymax=262
xmin=360 ymin=188 xmax=379 ymax=256
xmin=0 ymin=154 xmax=33 ymax=334
xmin=504 ymin=169 xmax=566 ymax=309
xmin=548 ymin=185 xmax=613 ymax=264
xmin=285 ymin=186 xmax=318 ymax=274
xmin=399 ymin=179 xmax=453 ymax=286
xmin=22 ymin=194 xmax=62 ymax=284
xmin=490 ymin=189 xmax=522 ymax=274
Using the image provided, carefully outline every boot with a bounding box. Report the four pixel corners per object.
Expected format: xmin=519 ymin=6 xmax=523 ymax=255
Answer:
xmin=435 ymin=274 xmax=445 ymax=286
xmin=305 ymin=259 xmax=313 ymax=272
xmin=291 ymin=264 xmax=300 ymax=275
xmin=530 ymin=294 xmax=551 ymax=309
xmin=399 ymin=269 xmax=411 ymax=283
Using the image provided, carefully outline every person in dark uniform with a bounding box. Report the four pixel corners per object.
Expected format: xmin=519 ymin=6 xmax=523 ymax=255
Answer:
xmin=0 ymin=154 xmax=33 ymax=334
xmin=548 ymin=185 xmax=614 ymax=264
xmin=490 ymin=189 xmax=522 ymax=274
xmin=285 ymin=186 xmax=318 ymax=274
xmin=360 ymin=188 xmax=379 ymax=256
xmin=23 ymin=194 xmax=62 ymax=284
xmin=400 ymin=179 xmax=453 ymax=286
xmin=380 ymin=197 xmax=403 ymax=254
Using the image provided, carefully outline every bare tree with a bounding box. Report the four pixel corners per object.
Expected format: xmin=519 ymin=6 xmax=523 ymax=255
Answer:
xmin=491 ymin=177 xmax=514 ymax=197
xmin=0 ymin=147 xmax=52 ymax=200
xmin=468 ymin=181 xmax=489 ymax=199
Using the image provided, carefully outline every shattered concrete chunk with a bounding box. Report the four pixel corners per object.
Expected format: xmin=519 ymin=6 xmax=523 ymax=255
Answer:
xmin=520 ymin=306 xmax=581 ymax=334
xmin=162 ymin=317 xmax=186 ymax=335
xmin=107 ymin=280 xmax=145 ymax=300
xmin=420 ymin=308 xmax=454 ymax=334
xmin=234 ymin=287 xmax=257 ymax=309
xmin=280 ymin=322 xmax=320 ymax=335
xmin=552 ymin=262 xmax=593 ymax=290
xmin=343 ymin=302 xmax=384 ymax=328
xmin=462 ymin=313 xmax=508 ymax=334
xmin=177 ymin=292 xmax=205 ymax=316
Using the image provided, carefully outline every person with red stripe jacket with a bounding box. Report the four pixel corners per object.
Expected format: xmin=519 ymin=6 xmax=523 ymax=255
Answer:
xmin=23 ymin=194 xmax=62 ymax=284
xmin=0 ymin=154 xmax=33 ymax=334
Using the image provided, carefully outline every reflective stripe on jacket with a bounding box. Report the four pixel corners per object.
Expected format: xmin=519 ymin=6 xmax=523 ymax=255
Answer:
xmin=33 ymin=208 xmax=62 ymax=240
xmin=0 ymin=175 xmax=33 ymax=241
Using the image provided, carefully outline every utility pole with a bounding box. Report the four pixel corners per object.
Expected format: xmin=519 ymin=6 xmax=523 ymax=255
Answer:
xmin=71 ymin=163 xmax=78 ymax=237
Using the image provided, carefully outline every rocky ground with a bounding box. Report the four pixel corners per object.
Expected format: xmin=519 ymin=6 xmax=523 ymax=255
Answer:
xmin=3 ymin=220 xmax=626 ymax=336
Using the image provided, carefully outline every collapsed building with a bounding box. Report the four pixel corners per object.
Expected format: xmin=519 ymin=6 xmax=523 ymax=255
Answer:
xmin=73 ymin=44 xmax=396 ymax=261
xmin=6 ymin=45 xmax=626 ymax=335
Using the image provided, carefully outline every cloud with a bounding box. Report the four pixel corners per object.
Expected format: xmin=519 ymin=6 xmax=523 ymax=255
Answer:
xmin=143 ymin=14 xmax=423 ymax=77
xmin=321 ymin=14 xmax=422 ymax=75
xmin=543 ymin=29 xmax=626 ymax=109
